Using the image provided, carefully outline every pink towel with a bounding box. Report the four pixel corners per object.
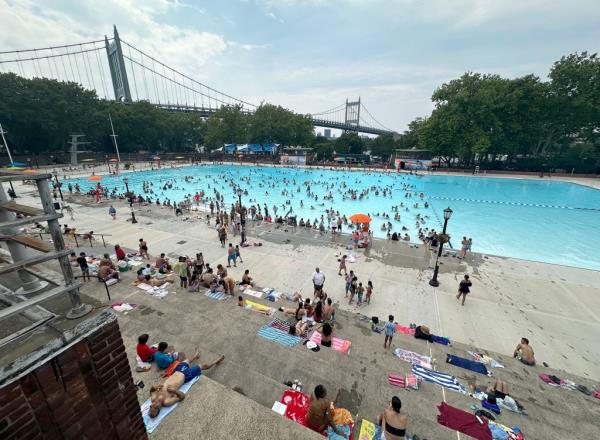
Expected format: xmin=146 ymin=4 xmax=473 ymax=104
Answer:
xmin=388 ymin=373 xmax=405 ymax=388
xmin=309 ymin=331 xmax=351 ymax=354
xmin=395 ymin=324 xmax=416 ymax=335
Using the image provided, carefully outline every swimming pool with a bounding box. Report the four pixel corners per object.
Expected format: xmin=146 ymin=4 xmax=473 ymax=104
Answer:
xmin=69 ymin=165 xmax=600 ymax=270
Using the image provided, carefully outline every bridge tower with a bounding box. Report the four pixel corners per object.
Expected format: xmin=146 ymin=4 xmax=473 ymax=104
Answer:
xmin=344 ymin=97 xmax=361 ymax=132
xmin=105 ymin=26 xmax=132 ymax=103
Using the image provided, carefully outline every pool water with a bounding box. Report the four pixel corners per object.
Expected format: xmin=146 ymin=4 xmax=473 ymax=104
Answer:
xmin=70 ymin=165 xmax=600 ymax=270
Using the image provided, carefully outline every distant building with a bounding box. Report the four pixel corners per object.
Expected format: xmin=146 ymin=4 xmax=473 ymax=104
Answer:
xmin=323 ymin=129 xmax=332 ymax=138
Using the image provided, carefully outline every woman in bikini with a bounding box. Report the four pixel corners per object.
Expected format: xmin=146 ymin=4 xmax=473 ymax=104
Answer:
xmin=376 ymin=396 xmax=407 ymax=440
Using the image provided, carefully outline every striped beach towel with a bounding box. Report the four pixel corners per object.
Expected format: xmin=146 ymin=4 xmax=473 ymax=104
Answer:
xmin=204 ymin=290 xmax=228 ymax=300
xmin=268 ymin=318 xmax=308 ymax=338
xmin=388 ymin=373 xmax=405 ymax=388
xmin=257 ymin=326 xmax=302 ymax=347
xmin=394 ymin=347 xmax=432 ymax=369
xmin=411 ymin=364 xmax=466 ymax=394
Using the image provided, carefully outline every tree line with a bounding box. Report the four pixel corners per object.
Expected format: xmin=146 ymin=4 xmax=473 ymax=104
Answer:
xmin=1 ymin=51 xmax=599 ymax=172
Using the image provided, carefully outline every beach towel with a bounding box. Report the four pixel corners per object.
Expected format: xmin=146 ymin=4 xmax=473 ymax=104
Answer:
xmin=394 ymin=347 xmax=432 ymax=369
xmin=358 ymin=418 xmax=378 ymax=440
xmin=136 ymin=282 xmax=153 ymax=291
xmin=468 ymin=351 xmax=504 ymax=369
xmin=245 ymin=299 xmax=275 ymax=315
xmin=243 ymin=289 xmax=264 ymax=298
xmin=161 ymin=360 xmax=181 ymax=377
xmin=204 ymin=290 xmax=228 ymax=300
xmin=446 ymin=354 xmax=490 ymax=376
xmin=388 ymin=373 xmax=405 ymax=388
xmin=437 ymin=401 xmax=492 ymax=440
xmin=395 ymin=324 xmax=416 ymax=335
xmin=268 ymin=318 xmax=309 ymax=338
xmin=411 ymin=364 xmax=466 ymax=394
xmin=141 ymin=376 xmax=199 ymax=434
xmin=432 ymin=335 xmax=451 ymax=345
xmin=309 ymin=331 xmax=351 ymax=354
xmin=258 ymin=325 xmax=302 ymax=347
xmin=327 ymin=424 xmax=351 ymax=440
xmin=280 ymin=389 xmax=311 ymax=427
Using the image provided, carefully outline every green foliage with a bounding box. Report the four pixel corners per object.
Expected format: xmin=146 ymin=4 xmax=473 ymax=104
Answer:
xmin=335 ymin=132 xmax=364 ymax=154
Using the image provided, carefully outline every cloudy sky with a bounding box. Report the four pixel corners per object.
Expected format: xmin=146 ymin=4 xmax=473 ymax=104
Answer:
xmin=1 ymin=0 xmax=599 ymax=132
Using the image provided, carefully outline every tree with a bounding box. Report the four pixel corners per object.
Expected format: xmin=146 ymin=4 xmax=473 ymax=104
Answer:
xmin=204 ymin=105 xmax=247 ymax=150
xmin=335 ymin=132 xmax=364 ymax=154
xmin=248 ymin=103 xmax=313 ymax=146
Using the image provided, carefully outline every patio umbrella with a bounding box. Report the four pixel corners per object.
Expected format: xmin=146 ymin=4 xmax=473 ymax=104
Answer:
xmin=8 ymin=161 xmax=26 ymax=167
xmin=152 ymin=156 xmax=161 ymax=160
xmin=88 ymin=175 xmax=102 ymax=181
xmin=109 ymin=158 xmax=119 ymax=162
xmin=349 ymin=213 xmax=372 ymax=224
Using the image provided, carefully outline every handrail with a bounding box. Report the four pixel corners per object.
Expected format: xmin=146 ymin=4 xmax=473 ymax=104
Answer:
xmin=18 ymin=231 xmax=112 ymax=247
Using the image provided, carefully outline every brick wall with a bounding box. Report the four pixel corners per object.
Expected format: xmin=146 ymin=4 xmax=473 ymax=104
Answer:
xmin=0 ymin=319 xmax=147 ymax=440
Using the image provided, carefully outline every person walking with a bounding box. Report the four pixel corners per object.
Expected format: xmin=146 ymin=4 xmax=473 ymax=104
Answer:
xmin=338 ymin=255 xmax=347 ymax=276
xmin=109 ymin=205 xmax=117 ymax=220
xmin=139 ymin=238 xmax=149 ymax=260
xmin=218 ymin=226 xmax=227 ymax=247
xmin=456 ymin=274 xmax=472 ymax=306
xmin=384 ymin=315 xmax=395 ymax=349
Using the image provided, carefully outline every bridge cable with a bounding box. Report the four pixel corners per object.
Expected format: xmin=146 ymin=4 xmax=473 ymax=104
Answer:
xmin=126 ymin=45 xmax=139 ymax=101
xmin=85 ymin=48 xmax=98 ymax=92
xmin=138 ymin=48 xmax=150 ymax=102
xmin=95 ymin=43 xmax=109 ymax=99
xmin=0 ymin=40 xmax=108 ymax=55
xmin=50 ymin=48 xmax=61 ymax=81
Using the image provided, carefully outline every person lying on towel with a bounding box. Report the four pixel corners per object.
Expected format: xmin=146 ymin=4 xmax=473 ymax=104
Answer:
xmin=148 ymin=348 xmax=224 ymax=418
xmin=414 ymin=325 xmax=433 ymax=342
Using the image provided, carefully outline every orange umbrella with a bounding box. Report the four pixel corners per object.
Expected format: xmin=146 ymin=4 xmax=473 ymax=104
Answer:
xmin=109 ymin=158 xmax=119 ymax=162
xmin=349 ymin=213 xmax=371 ymax=224
xmin=88 ymin=175 xmax=102 ymax=181
xmin=152 ymin=156 xmax=161 ymax=161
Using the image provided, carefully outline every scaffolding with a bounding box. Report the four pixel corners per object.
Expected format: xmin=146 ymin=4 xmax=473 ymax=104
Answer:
xmin=0 ymin=170 xmax=91 ymax=320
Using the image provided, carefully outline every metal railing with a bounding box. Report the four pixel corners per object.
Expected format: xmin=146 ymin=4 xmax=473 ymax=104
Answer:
xmin=20 ymin=231 xmax=112 ymax=248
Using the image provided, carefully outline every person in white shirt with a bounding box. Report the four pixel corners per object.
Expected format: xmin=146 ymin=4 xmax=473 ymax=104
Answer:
xmin=312 ymin=267 xmax=326 ymax=295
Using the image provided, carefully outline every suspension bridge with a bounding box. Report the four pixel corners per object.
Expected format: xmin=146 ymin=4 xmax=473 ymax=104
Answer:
xmin=0 ymin=26 xmax=395 ymax=136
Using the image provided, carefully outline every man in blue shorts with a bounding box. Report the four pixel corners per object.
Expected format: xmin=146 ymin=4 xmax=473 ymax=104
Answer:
xmin=148 ymin=348 xmax=224 ymax=418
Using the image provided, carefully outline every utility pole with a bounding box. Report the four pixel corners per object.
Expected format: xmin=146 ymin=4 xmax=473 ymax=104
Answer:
xmin=0 ymin=122 xmax=14 ymax=164
xmin=108 ymin=113 xmax=121 ymax=163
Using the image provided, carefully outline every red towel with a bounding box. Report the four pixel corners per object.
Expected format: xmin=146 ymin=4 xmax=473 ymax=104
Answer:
xmin=388 ymin=373 xmax=406 ymax=388
xmin=437 ymin=402 xmax=492 ymax=440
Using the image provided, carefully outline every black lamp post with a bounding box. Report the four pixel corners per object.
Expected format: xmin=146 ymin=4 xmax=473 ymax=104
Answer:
xmin=237 ymin=187 xmax=246 ymax=244
xmin=429 ymin=207 xmax=453 ymax=287
xmin=124 ymin=177 xmax=137 ymax=224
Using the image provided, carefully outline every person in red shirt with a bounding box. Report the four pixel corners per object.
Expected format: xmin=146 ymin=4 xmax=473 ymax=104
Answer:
xmin=114 ymin=244 xmax=126 ymax=261
xmin=137 ymin=334 xmax=157 ymax=362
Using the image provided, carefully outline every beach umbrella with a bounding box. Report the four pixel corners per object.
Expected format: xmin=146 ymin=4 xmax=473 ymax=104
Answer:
xmin=349 ymin=213 xmax=372 ymax=224
xmin=6 ymin=166 xmax=25 ymax=170
xmin=8 ymin=161 xmax=26 ymax=167
xmin=88 ymin=175 xmax=102 ymax=181
xmin=109 ymin=158 xmax=119 ymax=162
xmin=152 ymin=156 xmax=161 ymax=160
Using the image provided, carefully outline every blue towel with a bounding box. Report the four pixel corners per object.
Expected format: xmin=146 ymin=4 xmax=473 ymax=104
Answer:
xmin=327 ymin=424 xmax=351 ymax=439
xmin=446 ymin=354 xmax=489 ymax=375
xmin=257 ymin=326 xmax=302 ymax=347
xmin=141 ymin=377 xmax=199 ymax=433
xmin=204 ymin=290 xmax=227 ymax=300
xmin=411 ymin=364 xmax=466 ymax=394
xmin=432 ymin=335 xmax=450 ymax=345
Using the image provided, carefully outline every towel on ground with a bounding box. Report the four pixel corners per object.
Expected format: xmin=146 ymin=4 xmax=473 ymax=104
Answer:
xmin=412 ymin=364 xmax=466 ymax=394
xmin=395 ymin=324 xmax=416 ymax=335
xmin=437 ymin=401 xmax=492 ymax=440
xmin=243 ymin=289 xmax=264 ymax=298
xmin=388 ymin=373 xmax=419 ymax=390
xmin=280 ymin=389 xmax=310 ymax=427
xmin=245 ymin=299 xmax=275 ymax=315
xmin=258 ymin=325 xmax=302 ymax=347
xmin=394 ymin=347 xmax=432 ymax=369
xmin=358 ymin=419 xmax=378 ymax=440
xmin=432 ymin=335 xmax=451 ymax=345
xmin=204 ymin=290 xmax=228 ymax=300
xmin=309 ymin=331 xmax=351 ymax=353
xmin=447 ymin=354 xmax=490 ymax=376
xmin=141 ymin=376 xmax=199 ymax=434
xmin=468 ymin=351 xmax=504 ymax=368
xmin=136 ymin=282 xmax=153 ymax=291
xmin=268 ymin=318 xmax=309 ymax=338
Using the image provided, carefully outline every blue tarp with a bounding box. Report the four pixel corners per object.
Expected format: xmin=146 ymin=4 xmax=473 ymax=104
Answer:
xmin=223 ymin=144 xmax=237 ymax=152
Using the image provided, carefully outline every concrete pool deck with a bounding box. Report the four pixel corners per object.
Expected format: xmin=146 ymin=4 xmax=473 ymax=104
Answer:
xmin=4 ymin=181 xmax=600 ymax=439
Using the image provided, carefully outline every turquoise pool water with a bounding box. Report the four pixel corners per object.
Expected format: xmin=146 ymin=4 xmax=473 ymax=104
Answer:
xmin=70 ymin=165 xmax=600 ymax=270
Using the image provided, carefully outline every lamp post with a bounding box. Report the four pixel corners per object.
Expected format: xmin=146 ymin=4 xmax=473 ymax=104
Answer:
xmin=124 ymin=177 xmax=137 ymax=224
xmin=429 ymin=207 xmax=453 ymax=287
xmin=237 ymin=187 xmax=246 ymax=245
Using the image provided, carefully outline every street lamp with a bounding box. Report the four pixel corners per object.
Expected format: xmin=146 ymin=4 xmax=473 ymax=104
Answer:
xmin=429 ymin=207 xmax=453 ymax=287
xmin=237 ymin=187 xmax=246 ymax=245
xmin=123 ymin=177 xmax=137 ymax=224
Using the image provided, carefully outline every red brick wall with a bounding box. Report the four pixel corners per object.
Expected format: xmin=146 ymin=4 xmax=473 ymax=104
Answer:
xmin=0 ymin=319 xmax=147 ymax=440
